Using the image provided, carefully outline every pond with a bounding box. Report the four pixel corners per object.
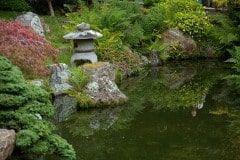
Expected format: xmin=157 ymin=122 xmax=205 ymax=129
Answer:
xmin=48 ymin=60 xmax=240 ymax=160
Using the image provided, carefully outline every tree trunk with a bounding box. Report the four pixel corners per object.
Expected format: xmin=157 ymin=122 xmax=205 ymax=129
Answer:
xmin=47 ymin=0 xmax=55 ymax=16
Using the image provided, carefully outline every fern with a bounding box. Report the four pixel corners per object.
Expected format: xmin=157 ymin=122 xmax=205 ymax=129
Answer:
xmin=210 ymin=14 xmax=239 ymax=46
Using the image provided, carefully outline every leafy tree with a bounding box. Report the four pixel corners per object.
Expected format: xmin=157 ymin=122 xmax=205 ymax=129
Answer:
xmin=0 ymin=20 xmax=57 ymax=78
xmin=0 ymin=56 xmax=76 ymax=159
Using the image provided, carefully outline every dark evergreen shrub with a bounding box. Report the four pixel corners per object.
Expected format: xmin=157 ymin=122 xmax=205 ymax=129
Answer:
xmin=0 ymin=0 xmax=31 ymax=11
xmin=0 ymin=56 xmax=76 ymax=159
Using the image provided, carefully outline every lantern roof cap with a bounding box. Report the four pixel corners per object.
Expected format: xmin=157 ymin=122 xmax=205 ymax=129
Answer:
xmin=63 ymin=22 xmax=102 ymax=40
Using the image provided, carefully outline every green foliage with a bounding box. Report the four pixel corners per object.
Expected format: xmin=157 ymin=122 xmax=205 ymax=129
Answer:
xmin=210 ymin=14 xmax=239 ymax=47
xmin=226 ymin=46 xmax=240 ymax=66
xmin=48 ymin=135 xmax=76 ymax=160
xmin=69 ymin=67 xmax=90 ymax=91
xmin=43 ymin=16 xmax=70 ymax=48
xmin=0 ymin=56 xmax=76 ymax=159
xmin=144 ymin=0 xmax=210 ymax=40
xmin=171 ymin=12 xmax=212 ymax=40
xmin=143 ymin=0 xmax=212 ymax=60
xmin=228 ymin=4 xmax=240 ymax=27
xmin=0 ymin=11 xmax=19 ymax=20
xmin=67 ymin=67 xmax=95 ymax=108
xmin=0 ymin=0 xmax=31 ymax=11
xmin=64 ymin=1 xmax=144 ymax=76
xmin=96 ymin=29 xmax=143 ymax=76
xmin=74 ymin=91 xmax=96 ymax=109
xmin=115 ymin=69 xmax=124 ymax=85
xmin=143 ymin=3 xmax=168 ymax=38
xmin=225 ymin=47 xmax=240 ymax=86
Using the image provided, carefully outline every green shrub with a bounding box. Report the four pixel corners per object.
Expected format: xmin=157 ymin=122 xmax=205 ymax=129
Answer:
xmin=171 ymin=12 xmax=212 ymax=40
xmin=208 ymin=14 xmax=239 ymax=56
xmin=143 ymin=0 xmax=212 ymax=60
xmin=226 ymin=46 xmax=240 ymax=70
xmin=64 ymin=2 xmax=144 ymax=76
xmin=0 ymin=0 xmax=31 ymax=11
xmin=67 ymin=67 xmax=95 ymax=108
xmin=0 ymin=56 xmax=76 ymax=159
xmin=96 ymin=29 xmax=143 ymax=76
xmin=144 ymin=0 xmax=210 ymax=41
xmin=210 ymin=14 xmax=239 ymax=46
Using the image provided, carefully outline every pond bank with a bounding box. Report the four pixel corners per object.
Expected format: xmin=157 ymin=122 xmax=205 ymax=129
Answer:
xmin=45 ymin=59 xmax=240 ymax=160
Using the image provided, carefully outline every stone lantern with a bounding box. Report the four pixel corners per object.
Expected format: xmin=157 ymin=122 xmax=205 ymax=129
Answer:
xmin=63 ymin=22 xmax=102 ymax=66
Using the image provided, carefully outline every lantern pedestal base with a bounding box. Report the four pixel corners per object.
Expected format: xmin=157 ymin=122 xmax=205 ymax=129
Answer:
xmin=71 ymin=52 xmax=98 ymax=66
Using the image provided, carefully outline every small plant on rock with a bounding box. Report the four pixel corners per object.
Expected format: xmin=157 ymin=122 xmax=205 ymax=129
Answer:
xmin=67 ymin=67 xmax=96 ymax=109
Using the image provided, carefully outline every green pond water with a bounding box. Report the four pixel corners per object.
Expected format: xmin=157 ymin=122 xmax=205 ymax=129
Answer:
xmin=48 ymin=60 xmax=240 ymax=160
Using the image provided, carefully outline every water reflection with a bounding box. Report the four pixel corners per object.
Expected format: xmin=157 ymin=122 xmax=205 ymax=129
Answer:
xmin=62 ymin=107 xmax=122 ymax=137
xmin=191 ymin=95 xmax=206 ymax=117
xmin=47 ymin=60 xmax=240 ymax=160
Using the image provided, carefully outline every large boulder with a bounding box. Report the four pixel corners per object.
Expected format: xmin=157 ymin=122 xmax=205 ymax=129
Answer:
xmin=15 ymin=12 xmax=45 ymax=36
xmin=0 ymin=129 xmax=16 ymax=160
xmin=163 ymin=28 xmax=197 ymax=54
xmin=47 ymin=63 xmax=76 ymax=122
xmin=83 ymin=62 xmax=128 ymax=106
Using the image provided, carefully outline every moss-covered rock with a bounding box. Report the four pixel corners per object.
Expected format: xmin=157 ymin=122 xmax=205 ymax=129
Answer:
xmin=83 ymin=62 xmax=128 ymax=107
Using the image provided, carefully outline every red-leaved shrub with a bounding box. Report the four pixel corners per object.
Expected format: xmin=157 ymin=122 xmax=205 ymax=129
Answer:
xmin=0 ymin=20 xmax=58 ymax=77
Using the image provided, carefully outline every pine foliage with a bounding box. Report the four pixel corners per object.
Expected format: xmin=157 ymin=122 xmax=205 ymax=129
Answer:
xmin=0 ymin=56 xmax=76 ymax=159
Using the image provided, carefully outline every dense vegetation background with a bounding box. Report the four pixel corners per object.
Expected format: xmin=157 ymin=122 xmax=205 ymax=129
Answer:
xmin=0 ymin=0 xmax=240 ymax=159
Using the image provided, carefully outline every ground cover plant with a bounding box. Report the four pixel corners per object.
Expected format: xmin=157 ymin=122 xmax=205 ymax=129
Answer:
xmin=0 ymin=56 xmax=76 ymax=159
xmin=143 ymin=0 xmax=212 ymax=60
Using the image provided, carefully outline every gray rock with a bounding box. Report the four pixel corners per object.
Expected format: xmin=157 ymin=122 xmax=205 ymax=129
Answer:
xmin=53 ymin=95 xmax=76 ymax=123
xmin=47 ymin=63 xmax=77 ymax=123
xmin=83 ymin=62 xmax=128 ymax=106
xmin=29 ymin=79 xmax=43 ymax=87
xmin=150 ymin=51 xmax=161 ymax=66
xmin=0 ymin=129 xmax=15 ymax=160
xmin=163 ymin=28 xmax=197 ymax=54
xmin=15 ymin=12 xmax=45 ymax=37
xmin=47 ymin=63 xmax=73 ymax=95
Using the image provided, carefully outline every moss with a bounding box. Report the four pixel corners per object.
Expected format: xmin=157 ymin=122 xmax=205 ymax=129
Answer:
xmin=83 ymin=62 xmax=105 ymax=70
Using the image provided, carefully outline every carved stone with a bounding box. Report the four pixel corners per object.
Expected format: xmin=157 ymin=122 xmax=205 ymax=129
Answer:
xmin=63 ymin=22 xmax=102 ymax=66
